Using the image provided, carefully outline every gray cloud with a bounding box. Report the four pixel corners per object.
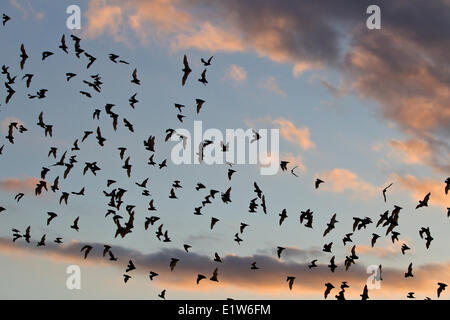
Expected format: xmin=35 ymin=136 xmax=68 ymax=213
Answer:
xmin=0 ymin=237 xmax=446 ymax=297
xmin=85 ymin=0 xmax=450 ymax=173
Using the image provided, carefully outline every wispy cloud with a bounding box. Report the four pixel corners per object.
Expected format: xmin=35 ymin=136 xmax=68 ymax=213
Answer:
xmin=318 ymin=78 xmax=349 ymax=98
xmin=10 ymin=0 xmax=44 ymax=20
xmin=225 ymin=64 xmax=247 ymax=85
xmin=259 ymin=76 xmax=286 ymax=97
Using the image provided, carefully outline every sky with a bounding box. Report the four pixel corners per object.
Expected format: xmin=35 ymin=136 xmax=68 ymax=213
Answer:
xmin=0 ymin=0 xmax=449 ymax=300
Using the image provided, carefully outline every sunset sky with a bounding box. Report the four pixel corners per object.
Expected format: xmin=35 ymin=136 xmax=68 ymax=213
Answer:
xmin=0 ymin=0 xmax=449 ymax=300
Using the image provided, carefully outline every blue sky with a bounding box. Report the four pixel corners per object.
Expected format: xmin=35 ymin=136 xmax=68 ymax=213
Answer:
xmin=0 ymin=0 xmax=448 ymax=299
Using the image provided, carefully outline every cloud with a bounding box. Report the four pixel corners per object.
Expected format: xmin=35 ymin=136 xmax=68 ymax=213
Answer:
xmin=171 ymin=22 xmax=245 ymax=53
xmin=0 ymin=237 xmax=448 ymax=298
xmin=255 ymin=150 xmax=306 ymax=174
xmin=372 ymin=142 xmax=383 ymax=152
xmin=84 ymin=0 xmax=340 ymax=70
xmin=391 ymin=173 xmax=449 ymax=209
xmin=83 ymin=0 xmax=450 ymax=174
xmin=272 ymin=117 xmax=315 ymax=150
xmin=317 ymin=168 xmax=378 ymax=199
xmin=83 ymin=0 xmax=125 ymax=42
xmin=293 ymin=62 xmax=320 ymax=77
xmin=246 ymin=116 xmax=315 ymax=152
xmin=258 ymin=76 xmax=286 ymax=97
xmin=84 ymin=0 xmax=194 ymax=45
xmin=263 ymin=245 xmax=324 ymax=261
xmin=389 ymin=139 xmax=432 ymax=165
xmin=357 ymin=244 xmax=401 ymax=259
xmin=279 ymin=152 xmax=306 ymax=174
xmin=388 ymin=137 xmax=450 ymax=174
xmin=0 ymin=177 xmax=41 ymax=194
xmin=10 ymin=0 xmax=44 ymax=20
xmin=344 ymin=27 xmax=450 ymax=134
xmin=341 ymin=3 xmax=450 ymax=173
xmin=225 ymin=64 xmax=247 ymax=84
xmin=1 ymin=117 xmax=25 ymax=134
xmin=318 ymin=78 xmax=349 ymax=98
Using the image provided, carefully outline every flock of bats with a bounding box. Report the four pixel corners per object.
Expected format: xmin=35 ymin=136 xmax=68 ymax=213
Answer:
xmin=0 ymin=12 xmax=449 ymax=300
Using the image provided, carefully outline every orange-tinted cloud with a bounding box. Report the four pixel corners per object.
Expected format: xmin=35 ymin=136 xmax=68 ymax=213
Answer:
xmin=272 ymin=117 xmax=315 ymax=150
xmin=171 ymin=22 xmax=244 ymax=53
xmin=83 ymin=0 xmax=324 ymax=73
xmin=391 ymin=173 xmax=449 ymax=209
xmin=83 ymin=0 xmax=450 ymax=175
xmin=83 ymin=0 xmax=125 ymax=42
xmin=317 ymin=168 xmax=378 ymax=199
xmin=293 ymin=62 xmax=321 ymax=77
xmin=279 ymin=152 xmax=306 ymax=174
xmin=0 ymin=177 xmax=41 ymax=194
xmin=225 ymin=64 xmax=247 ymax=84
xmin=344 ymin=25 xmax=450 ymax=174
xmin=0 ymin=237 xmax=448 ymax=299
xmin=256 ymin=151 xmax=306 ymax=174
xmin=387 ymin=136 xmax=449 ymax=174
xmin=389 ymin=139 xmax=432 ymax=165
xmin=346 ymin=39 xmax=450 ymax=133
xmin=247 ymin=117 xmax=315 ymax=151
xmin=84 ymin=0 xmax=194 ymax=45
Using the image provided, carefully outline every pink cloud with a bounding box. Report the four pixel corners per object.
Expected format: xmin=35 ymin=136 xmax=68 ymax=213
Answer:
xmin=0 ymin=237 xmax=448 ymax=299
xmin=391 ymin=173 xmax=449 ymax=209
xmin=83 ymin=0 xmax=125 ymax=42
xmin=225 ymin=64 xmax=247 ymax=84
xmin=82 ymin=0 xmax=450 ymax=175
xmin=246 ymin=117 xmax=315 ymax=151
xmin=317 ymin=168 xmax=378 ymax=200
xmin=0 ymin=177 xmax=41 ymax=194
xmin=272 ymin=117 xmax=315 ymax=150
